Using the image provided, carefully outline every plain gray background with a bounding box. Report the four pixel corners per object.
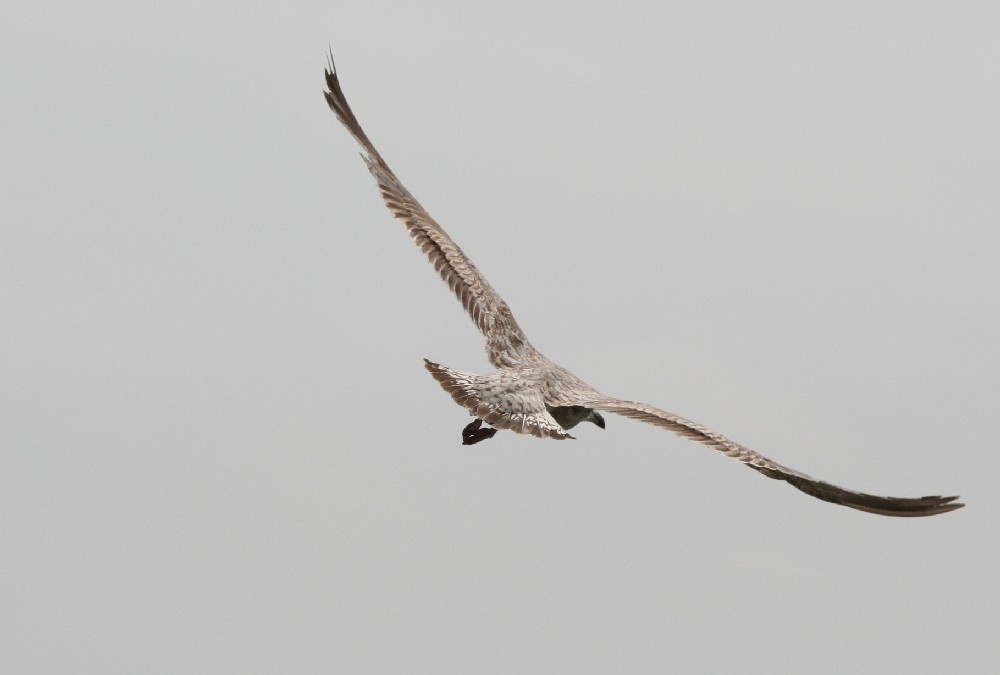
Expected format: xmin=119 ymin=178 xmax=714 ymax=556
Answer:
xmin=3 ymin=2 xmax=998 ymax=673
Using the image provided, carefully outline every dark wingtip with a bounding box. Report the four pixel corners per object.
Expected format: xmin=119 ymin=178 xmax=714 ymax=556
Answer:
xmin=845 ymin=493 xmax=964 ymax=517
xmin=325 ymin=46 xmax=336 ymax=77
xmin=323 ymin=47 xmax=340 ymax=94
xmin=779 ymin=473 xmax=966 ymax=517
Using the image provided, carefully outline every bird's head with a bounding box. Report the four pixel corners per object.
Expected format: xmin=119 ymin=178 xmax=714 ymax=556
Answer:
xmin=587 ymin=410 xmax=606 ymax=429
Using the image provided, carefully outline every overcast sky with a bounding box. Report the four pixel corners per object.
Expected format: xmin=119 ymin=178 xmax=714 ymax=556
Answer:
xmin=2 ymin=2 xmax=999 ymax=673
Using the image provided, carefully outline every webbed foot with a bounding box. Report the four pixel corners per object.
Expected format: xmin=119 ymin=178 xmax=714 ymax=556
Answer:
xmin=462 ymin=418 xmax=498 ymax=445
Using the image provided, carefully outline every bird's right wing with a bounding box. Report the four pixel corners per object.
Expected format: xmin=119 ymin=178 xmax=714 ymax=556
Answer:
xmin=588 ymin=397 xmax=963 ymax=517
xmin=323 ymin=57 xmax=532 ymax=368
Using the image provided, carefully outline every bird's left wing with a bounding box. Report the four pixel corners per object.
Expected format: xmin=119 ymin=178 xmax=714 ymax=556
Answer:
xmin=585 ymin=397 xmax=963 ymax=517
xmin=323 ymin=57 xmax=532 ymax=368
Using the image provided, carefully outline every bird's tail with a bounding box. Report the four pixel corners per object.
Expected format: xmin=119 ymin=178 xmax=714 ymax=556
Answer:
xmin=422 ymin=359 xmax=573 ymax=440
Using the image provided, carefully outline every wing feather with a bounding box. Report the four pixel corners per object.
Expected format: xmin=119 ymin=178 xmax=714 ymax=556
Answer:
xmin=591 ymin=398 xmax=963 ymax=517
xmin=323 ymin=58 xmax=531 ymax=367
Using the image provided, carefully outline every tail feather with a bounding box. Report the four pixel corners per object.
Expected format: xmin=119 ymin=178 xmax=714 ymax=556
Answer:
xmin=423 ymin=359 xmax=573 ymax=440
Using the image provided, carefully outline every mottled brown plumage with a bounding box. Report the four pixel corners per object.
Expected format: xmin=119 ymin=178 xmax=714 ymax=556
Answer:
xmin=323 ymin=56 xmax=963 ymax=517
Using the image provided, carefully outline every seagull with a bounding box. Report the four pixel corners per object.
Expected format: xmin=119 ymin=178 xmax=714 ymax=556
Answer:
xmin=323 ymin=57 xmax=963 ymax=517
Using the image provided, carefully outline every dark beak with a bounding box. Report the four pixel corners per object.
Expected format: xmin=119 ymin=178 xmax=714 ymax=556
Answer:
xmin=590 ymin=410 xmax=606 ymax=429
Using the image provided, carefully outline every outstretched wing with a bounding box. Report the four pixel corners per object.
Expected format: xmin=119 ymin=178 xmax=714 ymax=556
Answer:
xmin=588 ymin=397 xmax=962 ymax=516
xmin=323 ymin=58 xmax=532 ymax=368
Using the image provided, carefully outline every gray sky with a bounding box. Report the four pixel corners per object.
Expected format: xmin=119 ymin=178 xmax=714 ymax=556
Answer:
xmin=3 ymin=2 xmax=999 ymax=673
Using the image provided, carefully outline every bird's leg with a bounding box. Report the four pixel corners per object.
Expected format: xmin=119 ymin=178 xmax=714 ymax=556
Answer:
xmin=462 ymin=418 xmax=498 ymax=445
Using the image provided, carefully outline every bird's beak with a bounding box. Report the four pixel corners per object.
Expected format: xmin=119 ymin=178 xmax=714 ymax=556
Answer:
xmin=589 ymin=410 xmax=606 ymax=429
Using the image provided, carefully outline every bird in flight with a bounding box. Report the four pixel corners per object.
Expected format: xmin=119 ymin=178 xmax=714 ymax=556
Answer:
xmin=323 ymin=57 xmax=962 ymax=517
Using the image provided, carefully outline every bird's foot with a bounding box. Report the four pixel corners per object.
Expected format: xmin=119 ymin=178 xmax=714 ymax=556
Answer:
xmin=462 ymin=418 xmax=498 ymax=445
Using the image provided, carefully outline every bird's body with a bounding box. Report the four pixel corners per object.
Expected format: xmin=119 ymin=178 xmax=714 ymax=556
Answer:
xmin=323 ymin=56 xmax=963 ymax=517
